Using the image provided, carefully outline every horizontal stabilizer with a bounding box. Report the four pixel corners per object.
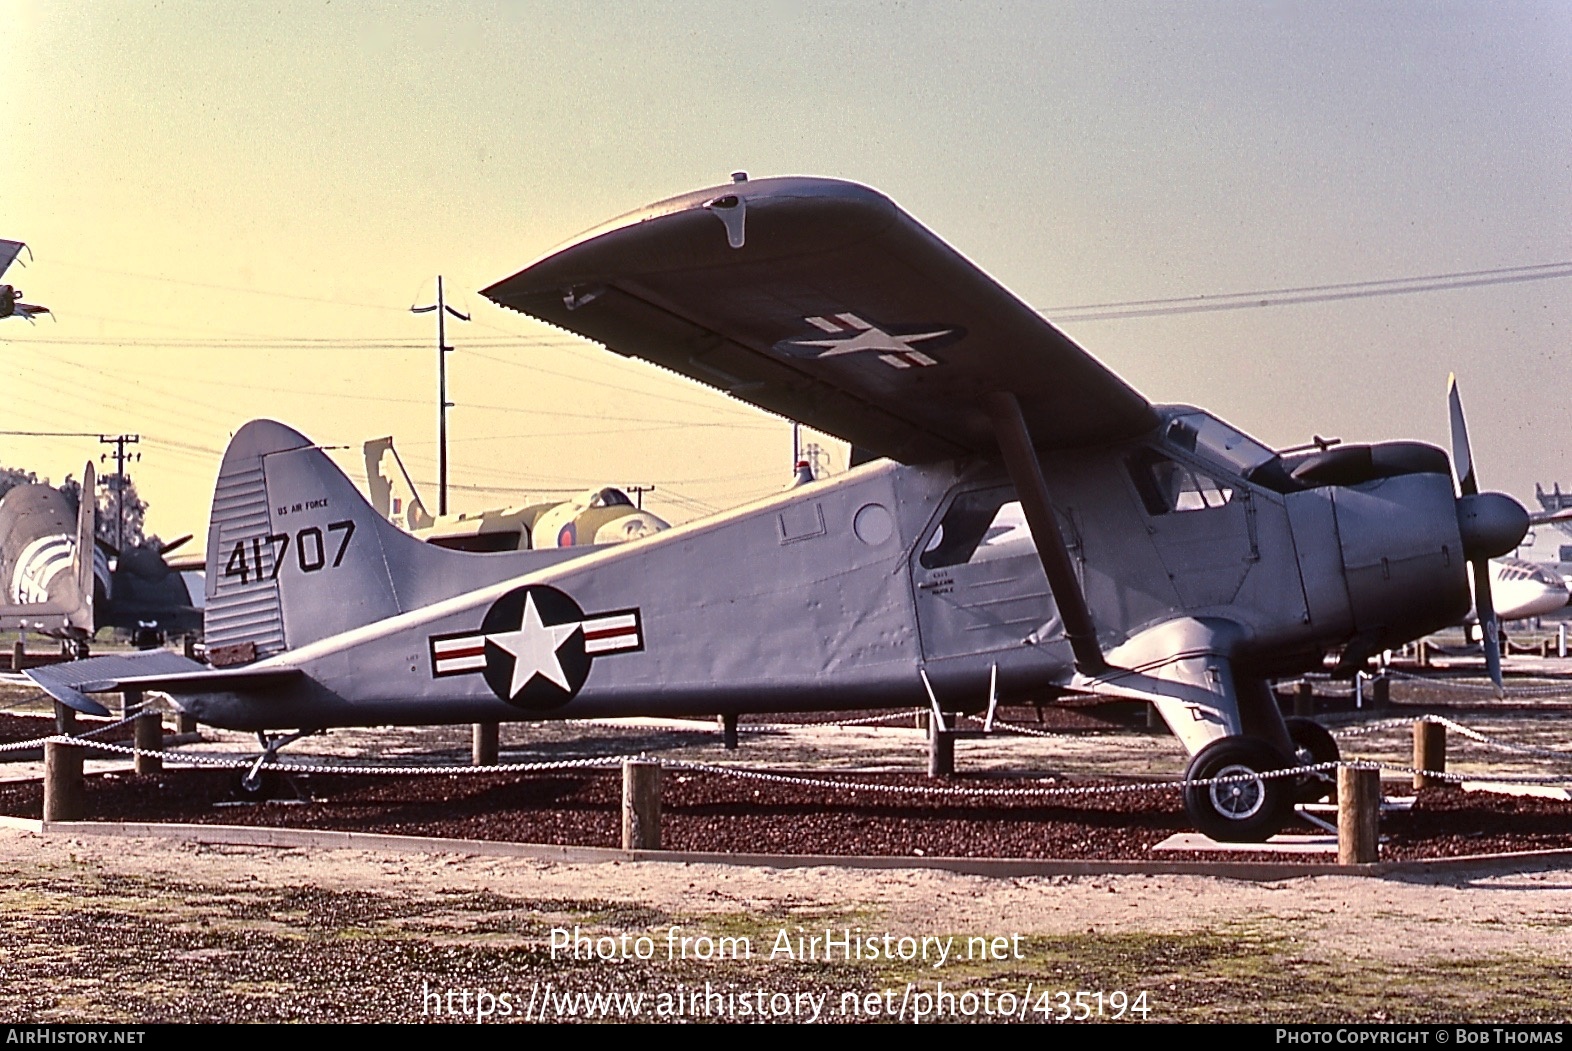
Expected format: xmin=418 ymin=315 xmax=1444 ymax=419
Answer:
xmin=25 ymin=651 xmax=304 ymax=715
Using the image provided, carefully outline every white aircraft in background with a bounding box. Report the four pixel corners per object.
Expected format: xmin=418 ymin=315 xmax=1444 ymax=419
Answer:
xmin=363 ymin=437 xmax=668 ymax=552
xmin=1475 ymin=557 xmax=1569 ymax=623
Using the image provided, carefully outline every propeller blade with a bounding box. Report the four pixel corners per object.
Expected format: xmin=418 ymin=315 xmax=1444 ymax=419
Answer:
xmin=1472 ymin=557 xmax=1505 ymax=697
xmin=158 ymin=534 xmax=194 ymax=557
xmin=1447 ymin=373 xmax=1478 ymax=497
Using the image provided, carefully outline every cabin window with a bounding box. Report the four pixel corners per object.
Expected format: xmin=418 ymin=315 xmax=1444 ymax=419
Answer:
xmin=1129 ymin=450 xmax=1235 ymax=516
xmin=919 ymin=487 xmax=1032 ymax=569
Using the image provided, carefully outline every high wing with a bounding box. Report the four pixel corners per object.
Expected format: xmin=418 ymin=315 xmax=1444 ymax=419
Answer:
xmin=483 ymin=177 xmax=1157 ymax=464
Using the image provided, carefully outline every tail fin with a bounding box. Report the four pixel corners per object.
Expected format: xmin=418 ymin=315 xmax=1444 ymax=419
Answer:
xmin=0 ymin=464 xmax=98 ymax=635
xmin=363 ymin=437 xmax=434 ymax=531
xmin=207 ymin=420 xmax=576 ymax=659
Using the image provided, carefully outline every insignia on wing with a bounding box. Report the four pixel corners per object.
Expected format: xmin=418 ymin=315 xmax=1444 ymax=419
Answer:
xmin=774 ymin=313 xmax=963 ymax=370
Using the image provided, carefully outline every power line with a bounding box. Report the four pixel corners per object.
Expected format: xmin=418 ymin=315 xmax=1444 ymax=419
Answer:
xmin=1045 ymin=260 xmax=1572 ymax=322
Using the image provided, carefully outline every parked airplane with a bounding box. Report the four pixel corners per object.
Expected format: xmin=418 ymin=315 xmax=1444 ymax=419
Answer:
xmin=26 ymin=176 xmax=1529 ymax=841
xmin=364 ymin=437 xmax=668 ymax=551
xmin=0 ymin=466 xmax=100 ymax=644
xmin=0 ymin=240 xmax=51 ymax=322
xmin=1475 ymin=557 xmax=1569 ymax=623
xmin=0 ymin=466 xmax=202 ymax=651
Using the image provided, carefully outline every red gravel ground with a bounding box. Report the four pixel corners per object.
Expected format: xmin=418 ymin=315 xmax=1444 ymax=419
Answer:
xmin=3 ymin=757 xmax=1570 ymax=865
xmin=5 ymin=696 xmax=1571 ymax=864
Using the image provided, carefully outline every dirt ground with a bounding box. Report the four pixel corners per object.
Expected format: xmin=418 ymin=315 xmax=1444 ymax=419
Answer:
xmin=4 ymin=825 xmax=1571 ymax=1023
xmin=3 ymin=668 xmax=1572 ymax=1023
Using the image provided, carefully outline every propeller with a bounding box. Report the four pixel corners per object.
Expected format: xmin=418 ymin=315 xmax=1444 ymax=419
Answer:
xmin=1447 ymin=374 xmax=1530 ymax=696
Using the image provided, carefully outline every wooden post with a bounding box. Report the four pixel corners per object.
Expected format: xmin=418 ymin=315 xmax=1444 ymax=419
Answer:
xmin=177 ymin=712 xmax=198 ymax=735
xmin=1413 ymin=720 xmax=1446 ymax=790
xmin=121 ymin=687 xmax=144 ymax=718
xmin=1294 ymin=681 xmax=1314 ymax=718
xmin=472 ymin=722 xmax=499 ymax=766
xmin=10 ymin=639 xmax=23 ymax=673
xmin=928 ymin=722 xmax=955 ymax=777
xmin=1371 ymin=674 xmax=1389 ymax=710
xmin=43 ymin=740 xmax=84 ymax=822
xmin=1560 ymin=623 xmax=1567 ymax=659
xmin=54 ymin=701 xmax=77 ymax=737
xmin=1417 ymin=638 xmax=1429 ymax=667
xmin=134 ymin=711 xmax=163 ymax=774
xmin=720 ymin=713 xmax=739 ymax=751
xmin=621 ymin=759 xmax=661 ymax=850
xmin=1337 ymin=766 xmax=1380 ymax=864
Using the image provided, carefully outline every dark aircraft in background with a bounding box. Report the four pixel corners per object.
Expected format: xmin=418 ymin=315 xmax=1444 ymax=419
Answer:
xmin=0 ymin=240 xmax=51 ymax=322
xmin=27 ymin=176 xmax=1530 ymax=841
xmin=0 ymin=465 xmax=201 ymax=652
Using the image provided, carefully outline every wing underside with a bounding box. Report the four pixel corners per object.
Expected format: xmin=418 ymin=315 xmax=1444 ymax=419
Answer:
xmin=483 ymin=177 xmax=1156 ymax=463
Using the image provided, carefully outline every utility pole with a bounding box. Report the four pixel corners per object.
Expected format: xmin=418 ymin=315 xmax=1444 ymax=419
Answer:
xmin=411 ymin=276 xmax=470 ymax=516
xmin=624 ymin=484 xmax=656 ymax=510
xmin=98 ymin=433 xmax=140 ymax=551
xmin=803 ymin=441 xmax=829 ymax=481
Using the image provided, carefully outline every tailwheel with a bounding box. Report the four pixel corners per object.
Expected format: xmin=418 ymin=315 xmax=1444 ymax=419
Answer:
xmin=1286 ymin=717 xmax=1340 ymax=804
xmin=1182 ymin=736 xmax=1295 ymax=843
xmin=239 ymin=729 xmax=317 ymax=799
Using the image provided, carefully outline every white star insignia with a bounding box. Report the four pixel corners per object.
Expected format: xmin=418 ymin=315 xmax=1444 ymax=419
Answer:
xmin=486 ymin=592 xmax=581 ymax=698
xmin=791 ymin=324 xmax=951 ymax=358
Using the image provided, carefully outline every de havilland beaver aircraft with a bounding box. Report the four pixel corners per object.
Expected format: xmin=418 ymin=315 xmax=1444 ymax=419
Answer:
xmin=27 ymin=176 xmax=1531 ymax=840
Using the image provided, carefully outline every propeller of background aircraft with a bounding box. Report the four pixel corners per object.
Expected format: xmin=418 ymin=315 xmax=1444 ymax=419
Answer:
xmin=1448 ymin=375 xmax=1531 ymax=695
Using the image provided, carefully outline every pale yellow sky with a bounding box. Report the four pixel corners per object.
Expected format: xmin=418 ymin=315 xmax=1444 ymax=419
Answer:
xmin=5 ymin=2 xmax=1571 ymax=543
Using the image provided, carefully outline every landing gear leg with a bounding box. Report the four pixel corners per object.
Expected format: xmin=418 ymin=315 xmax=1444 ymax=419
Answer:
xmin=241 ymin=729 xmax=317 ymax=798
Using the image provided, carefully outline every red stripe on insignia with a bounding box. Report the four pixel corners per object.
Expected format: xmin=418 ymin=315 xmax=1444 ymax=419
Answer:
xmin=583 ymin=626 xmax=635 ymax=641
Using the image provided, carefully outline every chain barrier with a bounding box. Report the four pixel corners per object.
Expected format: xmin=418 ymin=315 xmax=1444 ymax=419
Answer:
xmin=1384 ymin=668 xmax=1572 ymax=697
xmin=1419 ymin=714 xmax=1572 ymax=761
xmin=16 ymin=709 xmax=1572 ymax=803
xmin=0 ymin=712 xmax=143 ymax=753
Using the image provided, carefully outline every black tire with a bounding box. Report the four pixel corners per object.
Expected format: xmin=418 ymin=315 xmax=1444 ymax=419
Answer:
xmin=238 ymin=769 xmax=280 ymax=800
xmin=1286 ymin=717 xmax=1340 ymax=804
xmin=1182 ymin=737 xmax=1295 ymax=843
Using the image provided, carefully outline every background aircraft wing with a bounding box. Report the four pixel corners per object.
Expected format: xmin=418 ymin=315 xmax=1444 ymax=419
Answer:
xmin=483 ymin=177 xmax=1157 ymax=464
xmin=0 ymin=240 xmax=23 ymax=279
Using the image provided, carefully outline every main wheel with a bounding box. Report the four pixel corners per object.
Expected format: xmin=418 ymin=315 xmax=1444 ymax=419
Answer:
xmin=1286 ymin=717 xmax=1340 ymax=803
xmin=1182 ymin=737 xmax=1295 ymax=843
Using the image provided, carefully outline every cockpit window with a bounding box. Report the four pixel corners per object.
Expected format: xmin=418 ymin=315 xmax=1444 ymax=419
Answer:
xmin=589 ymin=487 xmax=633 ymax=509
xmin=1129 ymin=449 xmax=1235 ymax=516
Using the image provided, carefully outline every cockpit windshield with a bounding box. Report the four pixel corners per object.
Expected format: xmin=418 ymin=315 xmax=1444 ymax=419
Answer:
xmin=1163 ymin=411 xmax=1278 ymax=476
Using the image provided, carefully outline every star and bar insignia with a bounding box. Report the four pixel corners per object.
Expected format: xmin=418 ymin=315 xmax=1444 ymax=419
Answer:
xmin=775 ymin=312 xmax=963 ymax=370
xmin=428 ymin=584 xmax=642 ymax=709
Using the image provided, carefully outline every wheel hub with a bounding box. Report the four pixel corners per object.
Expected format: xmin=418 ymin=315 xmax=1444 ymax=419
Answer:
xmin=1207 ymin=763 xmax=1267 ymax=821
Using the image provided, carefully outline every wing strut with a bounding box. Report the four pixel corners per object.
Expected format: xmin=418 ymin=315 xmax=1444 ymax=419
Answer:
xmin=983 ymin=392 xmax=1106 ymax=674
